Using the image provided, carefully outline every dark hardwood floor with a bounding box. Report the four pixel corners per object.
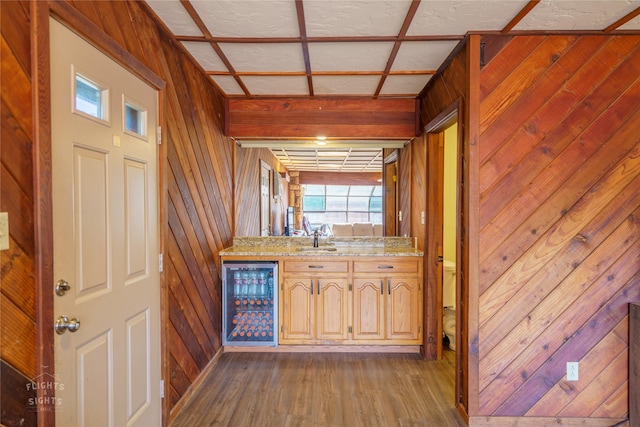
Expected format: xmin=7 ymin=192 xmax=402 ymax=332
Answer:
xmin=170 ymin=349 xmax=464 ymax=427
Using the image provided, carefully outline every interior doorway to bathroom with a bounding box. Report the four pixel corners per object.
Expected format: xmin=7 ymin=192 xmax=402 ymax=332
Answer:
xmin=442 ymin=123 xmax=458 ymax=353
xmin=424 ymin=101 xmax=462 ymax=408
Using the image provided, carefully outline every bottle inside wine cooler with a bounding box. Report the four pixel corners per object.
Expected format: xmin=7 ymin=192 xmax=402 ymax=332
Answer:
xmin=240 ymin=270 xmax=249 ymax=298
xmin=248 ymin=270 xmax=258 ymax=297
xmin=233 ymin=270 xmax=241 ymax=297
xmin=258 ymin=270 xmax=267 ymax=297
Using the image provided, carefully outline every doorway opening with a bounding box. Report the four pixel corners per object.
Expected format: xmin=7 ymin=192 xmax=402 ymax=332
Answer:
xmin=442 ymin=123 xmax=458 ymax=354
xmin=424 ymin=101 xmax=462 ymax=409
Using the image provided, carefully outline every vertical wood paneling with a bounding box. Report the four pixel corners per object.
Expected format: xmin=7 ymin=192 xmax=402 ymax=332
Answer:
xmin=235 ymin=147 xmax=288 ymax=237
xmin=477 ymin=34 xmax=640 ymax=421
xmin=398 ymin=144 xmax=412 ymax=238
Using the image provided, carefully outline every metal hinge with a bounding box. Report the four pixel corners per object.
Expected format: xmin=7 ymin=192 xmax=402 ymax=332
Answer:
xmin=418 ymin=326 xmax=421 ymax=333
xmin=160 ymin=380 xmax=165 ymax=398
xmin=157 ymin=126 xmax=162 ymax=144
xmin=159 ymin=254 xmax=164 ymax=272
xmin=438 ymin=255 xmax=443 ymax=262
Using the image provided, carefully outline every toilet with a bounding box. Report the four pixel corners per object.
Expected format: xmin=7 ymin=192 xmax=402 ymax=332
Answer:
xmin=442 ymin=260 xmax=456 ymax=351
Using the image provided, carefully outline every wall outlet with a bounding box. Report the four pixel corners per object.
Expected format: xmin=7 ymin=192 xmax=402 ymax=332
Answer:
xmin=567 ymin=362 xmax=579 ymax=381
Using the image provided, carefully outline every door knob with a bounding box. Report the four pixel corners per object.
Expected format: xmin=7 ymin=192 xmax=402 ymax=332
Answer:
xmin=55 ymin=279 xmax=71 ymax=296
xmin=55 ymin=315 xmax=81 ymax=335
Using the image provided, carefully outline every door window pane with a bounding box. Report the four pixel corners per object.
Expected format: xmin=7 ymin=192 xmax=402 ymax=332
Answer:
xmin=74 ymin=74 xmax=107 ymax=120
xmin=124 ymin=101 xmax=147 ymax=137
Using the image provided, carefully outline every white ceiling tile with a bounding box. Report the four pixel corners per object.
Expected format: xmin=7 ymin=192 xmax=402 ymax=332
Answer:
xmin=304 ymin=0 xmax=413 ymax=37
xmin=219 ymin=43 xmax=306 ymax=72
xmin=379 ymin=74 xmax=433 ymax=96
xmin=308 ymin=42 xmax=395 ymax=71
xmin=408 ymin=1 xmax=529 ymax=35
xmin=181 ymin=42 xmax=228 ymax=71
xmin=313 ymin=75 xmax=381 ymax=95
xmin=190 ymin=0 xmax=299 ymax=37
xmin=210 ymin=75 xmax=244 ymax=96
xmin=242 ymin=76 xmax=310 ymax=96
xmin=392 ymin=40 xmax=461 ymax=70
xmin=514 ymin=0 xmax=640 ymax=31
xmin=145 ymin=0 xmax=203 ymax=36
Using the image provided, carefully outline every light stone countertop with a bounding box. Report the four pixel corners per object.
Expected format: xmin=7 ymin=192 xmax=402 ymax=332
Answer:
xmin=220 ymin=236 xmax=423 ymax=257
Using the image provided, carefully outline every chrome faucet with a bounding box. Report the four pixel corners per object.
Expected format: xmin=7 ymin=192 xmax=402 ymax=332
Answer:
xmin=313 ymin=230 xmax=319 ymax=248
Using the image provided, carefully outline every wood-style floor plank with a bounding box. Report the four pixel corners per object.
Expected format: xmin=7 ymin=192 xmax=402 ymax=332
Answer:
xmin=170 ymin=351 xmax=462 ymax=427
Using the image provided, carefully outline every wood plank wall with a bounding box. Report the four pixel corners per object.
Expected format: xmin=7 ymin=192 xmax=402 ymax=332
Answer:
xmin=235 ymin=146 xmax=288 ymax=237
xmin=0 ymin=0 xmax=275 ymax=423
xmin=398 ymin=145 xmax=412 ymax=238
xmin=476 ymin=34 xmax=640 ymax=421
xmin=0 ymin=2 xmax=38 ymax=426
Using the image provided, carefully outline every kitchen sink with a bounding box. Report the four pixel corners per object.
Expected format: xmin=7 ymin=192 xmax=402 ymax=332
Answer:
xmin=296 ymin=246 xmax=338 ymax=252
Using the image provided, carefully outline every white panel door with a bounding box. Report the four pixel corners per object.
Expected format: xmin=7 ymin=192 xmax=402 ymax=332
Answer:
xmin=50 ymin=18 xmax=161 ymax=427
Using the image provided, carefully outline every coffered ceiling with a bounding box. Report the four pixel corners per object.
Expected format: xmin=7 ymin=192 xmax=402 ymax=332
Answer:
xmin=143 ymin=0 xmax=640 ymax=171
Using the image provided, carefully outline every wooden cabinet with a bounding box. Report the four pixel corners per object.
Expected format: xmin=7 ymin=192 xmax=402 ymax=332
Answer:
xmin=279 ymin=257 xmax=422 ymax=345
xmin=280 ymin=260 xmax=349 ymax=343
xmin=352 ymin=259 xmax=422 ymax=344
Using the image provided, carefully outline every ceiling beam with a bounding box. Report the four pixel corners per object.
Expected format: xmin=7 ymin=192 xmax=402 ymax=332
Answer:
xmin=502 ymin=0 xmax=540 ymax=33
xmin=226 ymin=98 xmax=417 ymax=138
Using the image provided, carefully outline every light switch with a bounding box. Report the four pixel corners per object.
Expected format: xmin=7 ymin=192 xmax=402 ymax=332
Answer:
xmin=0 ymin=212 xmax=9 ymax=251
xmin=113 ymin=134 xmax=121 ymax=147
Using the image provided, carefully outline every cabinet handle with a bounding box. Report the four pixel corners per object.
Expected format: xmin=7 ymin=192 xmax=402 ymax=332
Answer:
xmin=377 ymin=265 xmax=394 ymax=269
xmin=311 ymin=279 xmax=314 ymax=295
xmin=380 ymin=280 xmax=384 ymax=294
xmin=388 ymin=279 xmax=391 ymax=295
xmin=308 ymin=265 xmax=324 ymax=269
xmin=317 ymin=280 xmax=320 ymax=294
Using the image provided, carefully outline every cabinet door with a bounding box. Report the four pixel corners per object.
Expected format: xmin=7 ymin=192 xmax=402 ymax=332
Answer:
xmin=352 ymin=278 xmax=385 ymax=340
xmin=316 ymin=277 xmax=349 ymax=340
xmin=387 ymin=277 xmax=421 ymax=341
xmin=281 ymin=277 xmax=314 ymax=341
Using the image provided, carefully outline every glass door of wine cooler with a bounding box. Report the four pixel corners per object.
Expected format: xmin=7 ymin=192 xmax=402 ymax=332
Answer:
xmin=222 ymin=261 xmax=278 ymax=346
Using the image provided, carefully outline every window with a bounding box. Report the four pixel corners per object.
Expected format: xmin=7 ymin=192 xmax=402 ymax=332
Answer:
xmin=302 ymin=185 xmax=382 ymax=229
xmin=122 ymin=94 xmax=147 ymax=140
xmin=74 ymin=73 xmax=108 ymax=121
xmin=123 ymin=98 xmax=148 ymax=139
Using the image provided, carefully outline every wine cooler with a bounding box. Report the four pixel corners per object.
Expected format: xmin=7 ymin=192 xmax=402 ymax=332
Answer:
xmin=222 ymin=261 xmax=278 ymax=346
